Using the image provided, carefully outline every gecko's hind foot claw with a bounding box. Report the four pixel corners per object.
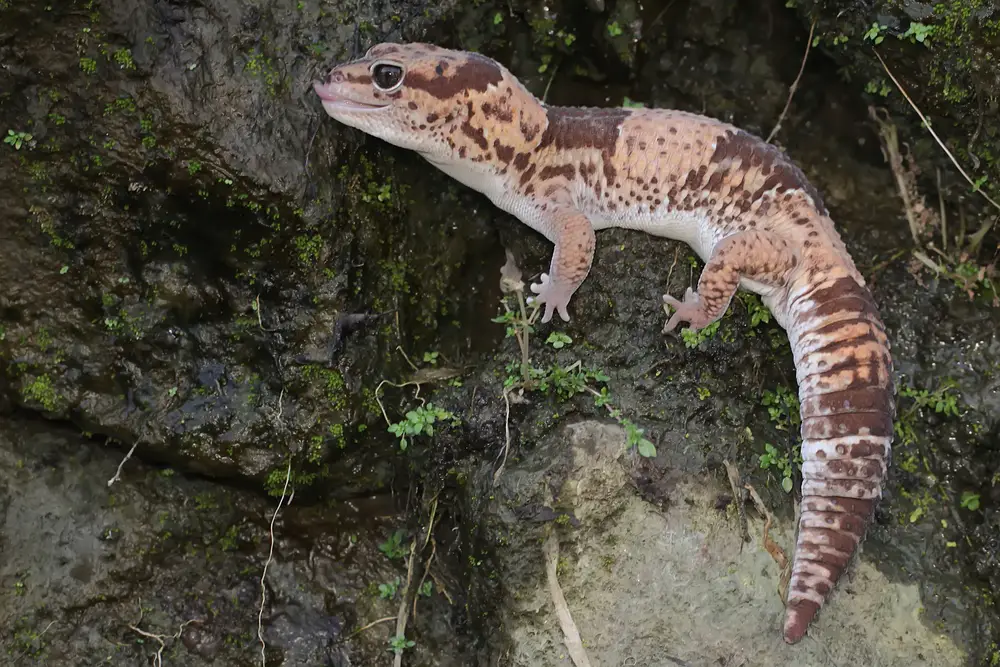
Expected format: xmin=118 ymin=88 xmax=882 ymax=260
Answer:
xmin=662 ymin=287 xmax=710 ymax=333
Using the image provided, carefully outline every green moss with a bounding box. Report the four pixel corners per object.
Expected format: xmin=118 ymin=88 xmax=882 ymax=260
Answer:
xmin=22 ymin=374 xmax=58 ymax=411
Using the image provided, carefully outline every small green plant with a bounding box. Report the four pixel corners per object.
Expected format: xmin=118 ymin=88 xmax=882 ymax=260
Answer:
xmin=378 ymin=578 xmax=400 ymax=599
xmin=4 ymin=129 xmax=33 ymax=150
xmin=900 ymin=381 xmax=961 ymax=417
xmin=864 ymin=22 xmax=887 ymax=45
xmin=607 ymin=21 xmax=623 ymax=37
xmin=418 ymin=580 xmax=433 ymax=597
xmin=113 ymin=48 xmax=136 ymax=70
xmin=960 ymin=491 xmax=981 ymax=511
xmin=681 ymin=320 xmax=720 ymax=348
xmin=378 ymin=529 xmax=408 ymax=560
xmin=387 ymin=403 xmax=456 ymax=451
xmin=79 ymin=57 xmax=97 ymax=74
xmin=422 ymin=350 xmax=439 ymax=365
xmin=545 ymin=332 xmax=572 ymax=349
xmin=759 ymin=443 xmax=794 ymax=493
xmin=493 ymin=11 xmax=503 ymax=25
xmin=388 ymin=635 xmax=415 ymax=655
xmin=740 ymin=294 xmax=771 ymax=328
xmin=186 ymin=160 xmax=202 ymax=175
xmin=900 ymin=22 xmax=935 ymax=45
xmin=622 ymin=96 xmax=645 ymax=109
xmin=761 ymin=385 xmax=800 ymax=431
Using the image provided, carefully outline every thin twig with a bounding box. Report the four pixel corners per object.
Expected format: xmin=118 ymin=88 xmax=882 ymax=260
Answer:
xmin=870 ymin=107 xmax=923 ymax=245
xmin=129 ymin=606 xmax=202 ymax=667
xmin=391 ymin=540 xmax=419 ymax=667
xmin=766 ymin=18 xmax=817 ymax=144
xmin=107 ymin=439 xmax=139 ymax=487
xmin=874 ymin=49 xmax=1000 ymax=214
xmin=347 ymin=615 xmax=396 ymax=639
xmin=937 ymin=168 xmax=947 ymax=252
xmin=10 ymin=620 xmax=56 ymax=664
xmin=493 ymin=387 xmax=513 ymax=485
xmin=543 ymin=531 xmax=592 ymax=667
xmin=411 ymin=538 xmax=438 ymax=621
xmin=542 ymin=62 xmax=560 ymax=103
xmin=258 ymin=459 xmax=292 ymax=667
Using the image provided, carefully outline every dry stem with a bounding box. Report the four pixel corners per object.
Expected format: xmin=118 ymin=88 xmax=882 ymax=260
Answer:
xmin=875 ymin=49 xmax=1000 ymax=217
xmin=766 ymin=18 xmax=817 ymax=144
xmin=258 ymin=458 xmax=292 ymax=667
xmin=129 ymin=605 xmax=202 ymax=667
xmin=543 ymin=531 xmax=592 ymax=667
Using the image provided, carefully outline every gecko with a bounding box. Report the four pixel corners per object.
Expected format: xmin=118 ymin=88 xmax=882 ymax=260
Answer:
xmin=313 ymin=42 xmax=895 ymax=644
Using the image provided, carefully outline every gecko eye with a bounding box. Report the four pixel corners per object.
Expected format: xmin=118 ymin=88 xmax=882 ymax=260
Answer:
xmin=371 ymin=63 xmax=403 ymax=91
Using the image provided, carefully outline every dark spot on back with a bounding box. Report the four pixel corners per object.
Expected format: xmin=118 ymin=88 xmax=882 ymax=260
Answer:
xmin=539 ymin=164 xmax=576 ymax=180
xmin=460 ymin=121 xmax=488 ymax=150
xmin=519 ymin=163 xmax=536 ymax=187
xmin=536 ymin=107 xmax=629 ymax=153
xmin=493 ymin=139 xmax=514 ymax=163
xmin=709 ymin=129 xmax=827 ymax=214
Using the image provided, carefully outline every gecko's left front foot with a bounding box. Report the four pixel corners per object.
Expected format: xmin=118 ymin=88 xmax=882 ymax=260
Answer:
xmin=662 ymin=287 xmax=712 ymax=333
xmin=529 ymin=272 xmax=573 ymax=323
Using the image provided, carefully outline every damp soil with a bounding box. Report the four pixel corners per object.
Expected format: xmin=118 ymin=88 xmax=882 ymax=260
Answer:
xmin=1 ymin=0 xmax=998 ymax=665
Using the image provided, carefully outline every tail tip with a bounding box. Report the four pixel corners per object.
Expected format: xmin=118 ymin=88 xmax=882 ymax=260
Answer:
xmin=783 ymin=599 xmax=820 ymax=644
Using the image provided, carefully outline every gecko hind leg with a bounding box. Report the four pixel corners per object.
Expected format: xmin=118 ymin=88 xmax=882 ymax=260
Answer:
xmin=663 ymin=230 xmax=798 ymax=333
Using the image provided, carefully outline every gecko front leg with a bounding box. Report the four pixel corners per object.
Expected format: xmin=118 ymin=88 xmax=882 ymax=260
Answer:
xmin=526 ymin=206 xmax=596 ymax=323
xmin=663 ymin=230 xmax=798 ymax=333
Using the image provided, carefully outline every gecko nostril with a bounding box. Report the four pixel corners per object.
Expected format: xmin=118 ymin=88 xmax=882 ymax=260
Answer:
xmin=328 ymin=71 xmax=344 ymax=84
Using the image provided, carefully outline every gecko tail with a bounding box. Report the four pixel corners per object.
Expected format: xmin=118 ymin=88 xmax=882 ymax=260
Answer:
xmin=782 ymin=273 xmax=895 ymax=643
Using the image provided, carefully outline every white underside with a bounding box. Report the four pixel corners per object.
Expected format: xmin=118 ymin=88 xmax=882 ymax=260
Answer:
xmin=423 ymin=154 xmax=785 ymax=303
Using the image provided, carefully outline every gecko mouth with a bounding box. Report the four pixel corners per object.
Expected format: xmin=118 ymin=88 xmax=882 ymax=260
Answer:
xmin=313 ymin=82 xmax=388 ymax=114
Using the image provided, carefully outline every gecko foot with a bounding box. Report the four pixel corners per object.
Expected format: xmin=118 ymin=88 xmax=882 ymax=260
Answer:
xmin=528 ymin=272 xmax=572 ymax=323
xmin=662 ymin=287 xmax=711 ymax=333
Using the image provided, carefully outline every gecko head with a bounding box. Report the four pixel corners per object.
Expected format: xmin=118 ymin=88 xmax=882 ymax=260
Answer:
xmin=314 ymin=42 xmax=545 ymax=160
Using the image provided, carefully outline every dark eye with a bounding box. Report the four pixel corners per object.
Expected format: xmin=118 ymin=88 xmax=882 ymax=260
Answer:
xmin=372 ymin=64 xmax=403 ymax=90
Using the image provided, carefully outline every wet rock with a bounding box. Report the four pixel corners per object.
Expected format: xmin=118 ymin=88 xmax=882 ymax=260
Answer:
xmin=487 ymin=420 xmax=970 ymax=665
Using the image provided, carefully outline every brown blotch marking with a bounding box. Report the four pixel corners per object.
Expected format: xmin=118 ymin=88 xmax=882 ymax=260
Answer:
xmin=519 ymin=163 xmax=537 ymax=187
xmin=426 ymin=113 xmax=439 ymax=123
xmin=709 ymin=128 xmax=826 ymax=214
xmin=406 ymin=52 xmax=504 ymax=99
xmin=524 ymin=184 xmax=535 ymax=196
xmin=668 ymin=127 xmax=678 ymax=135
xmin=657 ymin=137 xmax=665 ymax=145
xmin=408 ymin=101 xmax=418 ymax=110
xmin=539 ymin=164 xmax=576 ymax=180
xmin=513 ymin=152 xmax=531 ymax=171
xmin=460 ymin=121 xmax=488 ymax=150
xmin=802 ymin=411 xmax=893 ymax=439
xmin=345 ymin=72 xmax=372 ymax=85
xmin=494 ymin=140 xmax=514 ymax=163
xmin=536 ymin=107 xmax=629 ymax=153
xmin=458 ymin=146 xmax=467 ymax=158
xmin=801 ymin=386 xmax=893 ymax=419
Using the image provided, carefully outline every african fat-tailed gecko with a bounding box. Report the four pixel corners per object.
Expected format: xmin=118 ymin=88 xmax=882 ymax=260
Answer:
xmin=314 ymin=42 xmax=895 ymax=644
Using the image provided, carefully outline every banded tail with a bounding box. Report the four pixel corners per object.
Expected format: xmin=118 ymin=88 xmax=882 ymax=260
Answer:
xmin=781 ymin=272 xmax=895 ymax=643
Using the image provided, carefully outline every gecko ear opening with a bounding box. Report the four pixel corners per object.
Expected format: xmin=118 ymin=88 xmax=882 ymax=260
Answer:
xmin=371 ymin=63 xmax=404 ymax=92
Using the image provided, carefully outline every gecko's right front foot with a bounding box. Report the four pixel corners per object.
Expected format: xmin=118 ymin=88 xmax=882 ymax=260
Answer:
xmin=528 ymin=272 xmax=573 ymax=323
